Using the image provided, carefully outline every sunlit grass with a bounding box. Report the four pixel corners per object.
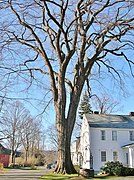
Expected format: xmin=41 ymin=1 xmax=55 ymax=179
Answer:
xmin=40 ymin=173 xmax=82 ymax=180
xmin=40 ymin=173 xmax=119 ymax=180
xmin=0 ymin=168 xmax=9 ymax=174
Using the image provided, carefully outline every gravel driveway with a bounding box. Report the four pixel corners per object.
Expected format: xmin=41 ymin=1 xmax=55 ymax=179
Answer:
xmin=0 ymin=167 xmax=50 ymax=180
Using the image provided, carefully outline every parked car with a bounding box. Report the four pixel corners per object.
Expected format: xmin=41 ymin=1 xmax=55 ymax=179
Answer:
xmin=46 ymin=163 xmax=53 ymax=169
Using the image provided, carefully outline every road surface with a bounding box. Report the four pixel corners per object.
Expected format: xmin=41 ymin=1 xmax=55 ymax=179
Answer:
xmin=0 ymin=166 xmax=50 ymax=180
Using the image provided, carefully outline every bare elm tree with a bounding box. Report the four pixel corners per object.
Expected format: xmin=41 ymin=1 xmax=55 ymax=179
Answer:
xmin=0 ymin=0 xmax=134 ymax=173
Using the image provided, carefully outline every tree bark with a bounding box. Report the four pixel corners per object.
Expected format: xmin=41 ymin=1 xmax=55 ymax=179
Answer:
xmin=25 ymin=149 xmax=29 ymax=162
xmin=11 ymin=151 xmax=15 ymax=165
xmin=65 ymin=131 xmax=77 ymax=174
xmin=54 ymin=74 xmax=67 ymax=173
xmin=54 ymin=116 xmax=77 ymax=174
xmin=54 ymin=75 xmax=85 ymax=174
xmin=55 ymin=118 xmax=66 ymax=173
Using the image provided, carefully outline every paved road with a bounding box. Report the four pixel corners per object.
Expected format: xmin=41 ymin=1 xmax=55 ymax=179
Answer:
xmin=105 ymin=177 xmax=134 ymax=180
xmin=0 ymin=167 xmax=50 ymax=180
xmin=1 ymin=167 xmax=134 ymax=180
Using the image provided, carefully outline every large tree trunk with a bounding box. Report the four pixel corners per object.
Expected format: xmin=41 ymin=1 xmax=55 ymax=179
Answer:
xmin=11 ymin=136 xmax=16 ymax=165
xmin=25 ymin=148 xmax=29 ymax=162
xmin=54 ymin=77 xmax=84 ymax=174
xmin=54 ymin=116 xmax=76 ymax=174
xmin=54 ymin=74 xmax=67 ymax=173
xmin=55 ymin=117 xmax=66 ymax=173
xmin=11 ymin=151 xmax=15 ymax=165
xmin=65 ymin=130 xmax=77 ymax=174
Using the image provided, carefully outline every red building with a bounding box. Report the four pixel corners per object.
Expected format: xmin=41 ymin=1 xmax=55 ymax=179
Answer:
xmin=0 ymin=144 xmax=10 ymax=167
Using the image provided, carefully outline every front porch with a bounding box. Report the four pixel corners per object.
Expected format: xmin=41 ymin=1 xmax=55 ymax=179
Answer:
xmin=122 ymin=143 xmax=134 ymax=168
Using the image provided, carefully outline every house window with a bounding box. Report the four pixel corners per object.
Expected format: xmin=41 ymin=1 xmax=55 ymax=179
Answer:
xmin=113 ymin=151 xmax=118 ymax=161
xmin=101 ymin=130 xmax=106 ymax=140
xmin=129 ymin=131 xmax=134 ymax=141
xmin=112 ymin=131 xmax=117 ymax=141
xmin=101 ymin=151 xmax=106 ymax=162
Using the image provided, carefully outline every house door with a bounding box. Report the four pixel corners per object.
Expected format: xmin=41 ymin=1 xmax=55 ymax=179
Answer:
xmin=126 ymin=153 xmax=129 ymax=166
xmin=79 ymin=153 xmax=83 ymax=167
xmin=90 ymin=153 xmax=93 ymax=169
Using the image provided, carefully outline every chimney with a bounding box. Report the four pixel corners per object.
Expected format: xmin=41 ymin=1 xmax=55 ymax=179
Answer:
xmin=129 ymin=112 xmax=134 ymax=116
xmin=94 ymin=111 xmax=99 ymax=114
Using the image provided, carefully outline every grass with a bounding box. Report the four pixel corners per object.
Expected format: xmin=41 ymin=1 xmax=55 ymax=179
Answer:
xmin=0 ymin=168 xmax=9 ymax=174
xmin=40 ymin=173 xmax=78 ymax=180
xmin=40 ymin=173 xmax=119 ymax=180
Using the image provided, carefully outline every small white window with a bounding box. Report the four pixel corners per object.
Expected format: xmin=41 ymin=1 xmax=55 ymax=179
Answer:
xmin=101 ymin=151 xmax=106 ymax=162
xmin=101 ymin=130 xmax=105 ymax=140
xmin=129 ymin=131 xmax=134 ymax=141
xmin=112 ymin=131 xmax=117 ymax=141
xmin=113 ymin=151 xmax=118 ymax=161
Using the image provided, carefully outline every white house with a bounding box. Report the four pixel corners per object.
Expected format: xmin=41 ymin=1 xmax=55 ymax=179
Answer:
xmin=70 ymin=138 xmax=82 ymax=166
xmin=71 ymin=113 xmax=134 ymax=172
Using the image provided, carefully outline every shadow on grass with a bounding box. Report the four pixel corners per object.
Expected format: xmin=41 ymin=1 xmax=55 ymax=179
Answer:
xmin=94 ymin=176 xmax=114 ymax=179
xmin=41 ymin=173 xmax=114 ymax=180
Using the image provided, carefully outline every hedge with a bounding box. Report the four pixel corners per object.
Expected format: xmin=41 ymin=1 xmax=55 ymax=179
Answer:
xmin=101 ymin=161 xmax=134 ymax=176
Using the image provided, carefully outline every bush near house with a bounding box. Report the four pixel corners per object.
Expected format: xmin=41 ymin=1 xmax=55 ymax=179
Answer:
xmin=0 ymin=163 xmax=3 ymax=170
xmin=101 ymin=161 xmax=123 ymax=175
xmin=101 ymin=161 xmax=134 ymax=176
xmin=74 ymin=165 xmax=80 ymax=172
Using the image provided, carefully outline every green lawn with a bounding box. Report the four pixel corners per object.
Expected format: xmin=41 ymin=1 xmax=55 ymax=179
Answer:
xmin=40 ymin=173 xmax=118 ymax=180
xmin=40 ymin=173 xmax=78 ymax=180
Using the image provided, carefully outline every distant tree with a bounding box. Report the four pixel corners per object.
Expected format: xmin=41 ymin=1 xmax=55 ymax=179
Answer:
xmin=79 ymin=91 xmax=93 ymax=119
xmin=92 ymin=93 xmax=122 ymax=114
xmin=0 ymin=101 xmax=43 ymax=164
xmin=1 ymin=101 xmax=29 ymax=165
xmin=21 ymin=117 xmax=34 ymax=162
xmin=30 ymin=119 xmax=42 ymax=157
xmin=20 ymin=116 xmax=42 ymax=162
xmin=47 ymin=124 xmax=58 ymax=149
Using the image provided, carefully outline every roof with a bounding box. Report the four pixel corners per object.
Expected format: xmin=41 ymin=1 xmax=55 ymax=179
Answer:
xmin=122 ymin=143 xmax=134 ymax=148
xmin=84 ymin=114 xmax=134 ymax=129
xmin=0 ymin=144 xmax=11 ymax=155
xmin=0 ymin=144 xmax=22 ymax=156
